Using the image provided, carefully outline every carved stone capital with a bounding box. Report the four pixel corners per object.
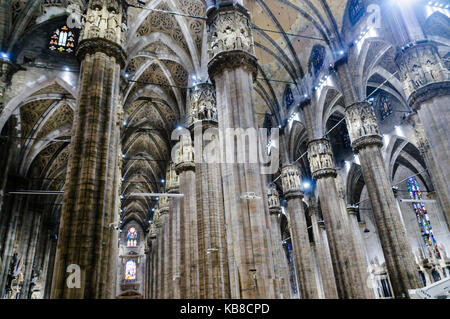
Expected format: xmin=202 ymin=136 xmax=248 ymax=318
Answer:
xmin=208 ymin=50 xmax=258 ymax=81
xmin=158 ymin=196 xmax=170 ymax=215
xmin=81 ymin=0 xmax=127 ymax=47
xmin=281 ymin=165 xmax=303 ymax=198
xmin=407 ymin=81 xmax=450 ymax=111
xmin=76 ymin=38 xmax=127 ymax=68
xmin=307 ymin=138 xmax=336 ymax=179
xmin=267 ymin=182 xmax=281 ymax=211
xmin=345 ymin=102 xmax=382 ymax=152
xmin=407 ymin=112 xmax=430 ymax=155
xmin=395 ymin=41 xmax=449 ymax=101
xmin=351 ymin=134 xmax=383 ymax=153
xmin=188 ymin=83 xmax=217 ymax=125
xmin=207 ymin=5 xmax=257 ymax=80
xmin=166 ymin=162 xmax=179 ymax=193
xmin=174 ymin=139 xmax=195 ymax=173
xmin=0 ymin=59 xmax=22 ymax=98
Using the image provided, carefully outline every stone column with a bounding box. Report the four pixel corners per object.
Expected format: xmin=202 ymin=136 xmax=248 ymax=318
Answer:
xmin=307 ymin=199 xmax=338 ymax=299
xmin=281 ymin=165 xmax=318 ymax=299
xmin=345 ymin=102 xmax=421 ymax=298
xmin=174 ymin=137 xmax=199 ymax=298
xmin=157 ymin=196 xmax=170 ymax=299
xmin=389 ymin=3 xmax=450 ymax=227
xmin=166 ymin=163 xmax=180 ymax=298
xmin=267 ymin=183 xmax=291 ymax=299
xmin=148 ymin=224 xmax=157 ymax=299
xmin=307 ymin=138 xmax=372 ymax=298
xmin=405 ymin=95 xmax=450 ymax=228
xmin=189 ymin=83 xmax=230 ymax=299
xmin=50 ymin=0 xmax=127 ymax=299
xmin=207 ymin=4 xmax=276 ymax=299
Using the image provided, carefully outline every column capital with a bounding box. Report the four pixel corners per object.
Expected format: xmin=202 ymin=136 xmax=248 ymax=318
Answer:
xmin=0 ymin=59 xmax=22 ymax=98
xmin=267 ymin=183 xmax=281 ymax=215
xmin=206 ymin=5 xmax=257 ymax=80
xmin=307 ymin=138 xmax=336 ymax=179
xmin=77 ymin=0 xmax=127 ymax=67
xmin=166 ymin=162 xmax=179 ymax=193
xmin=345 ymin=101 xmax=383 ymax=152
xmin=187 ymin=83 xmax=217 ymax=126
xmin=281 ymin=164 xmax=303 ymax=199
xmin=395 ymin=40 xmax=449 ymax=107
xmin=157 ymin=196 xmax=170 ymax=216
xmin=174 ymin=140 xmax=195 ymax=173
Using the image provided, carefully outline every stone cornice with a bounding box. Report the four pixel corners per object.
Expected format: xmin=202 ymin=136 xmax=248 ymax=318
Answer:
xmin=351 ymin=134 xmax=383 ymax=153
xmin=175 ymin=161 xmax=195 ymax=174
xmin=312 ymin=168 xmax=337 ymax=179
xmin=284 ymin=189 xmax=303 ymax=200
xmin=407 ymin=81 xmax=450 ymax=110
xmin=76 ymin=38 xmax=127 ymax=68
xmin=208 ymin=50 xmax=258 ymax=82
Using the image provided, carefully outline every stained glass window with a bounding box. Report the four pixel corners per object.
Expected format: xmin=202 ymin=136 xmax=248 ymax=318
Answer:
xmin=125 ymin=260 xmax=136 ymax=281
xmin=407 ymin=176 xmax=441 ymax=259
xmin=49 ymin=26 xmax=75 ymax=53
xmin=126 ymin=227 xmax=138 ymax=247
xmin=378 ymin=96 xmax=393 ymax=120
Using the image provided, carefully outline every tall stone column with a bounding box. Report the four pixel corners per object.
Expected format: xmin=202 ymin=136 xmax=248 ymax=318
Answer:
xmin=281 ymin=165 xmax=318 ymax=299
xmin=174 ymin=137 xmax=199 ymax=298
xmin=397 ymin=47 xmax=450 ymax=226
xmin=189 ymin=83 xmax=230 ymax=298
xmin=307 ymin=199 xmax=338 ymax=299
xmin=50 ymin=0 xmax=127 ymax=299
xmin=148 ymin=223 xmax=157 ymax=299
xmin=307 ymin=138 xmax=372 ymax=298
xmin=157 ymin=196 xmax=170 ymax=299
xmin=166 ymin=163 xmax=180 ymax=298
xmin=345 ymin=102 xmax=421 ymax=298
xmin=207 ymin=4 xmax=276 ymax=299
xmin=267 ymin=183 xmax=291 ymax=299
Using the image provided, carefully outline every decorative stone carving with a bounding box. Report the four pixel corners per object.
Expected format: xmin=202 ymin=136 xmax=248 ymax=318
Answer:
xmin=158 ymin=196 xmax=170 ymax=215
xmin=174 ymin=137 xmax=195 ymax=173
xmin=78 ymin=0 xmax=127 ymax=65
xmin=5 ymin=253 xmax=23 ymax=299
xmin=307 ymin=138 xmax=336 ymax=179
xmin=188 ymin=83 xmax=217 ymax=125
xmin=281 ymin=165 xmax=302 ymax=198
xmin=407 ymin=112 xmax=430 ymax=155
xmin=207 ymin=5 xmax=258 ymax=80
xmin=267 ymin=183 xmax=281 ymax=213
xmin=166 ymin=162 xmax=179 ymax=193
xmin=207 ymin=6 xmax=254 ymax=61
xmin=345 ymin=102 xmax=383 ymax=152
xmin=396 ymin=42 xmax=448 ymax=102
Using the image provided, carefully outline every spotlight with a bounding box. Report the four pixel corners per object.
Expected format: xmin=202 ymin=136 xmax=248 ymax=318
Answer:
xmin=64 ymin=66 xmax=70 ymax=72
xmin=161 ymin=179 xmax=165 ymax=183
xmin=303 ymin=181 xmax=311 ymax=189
